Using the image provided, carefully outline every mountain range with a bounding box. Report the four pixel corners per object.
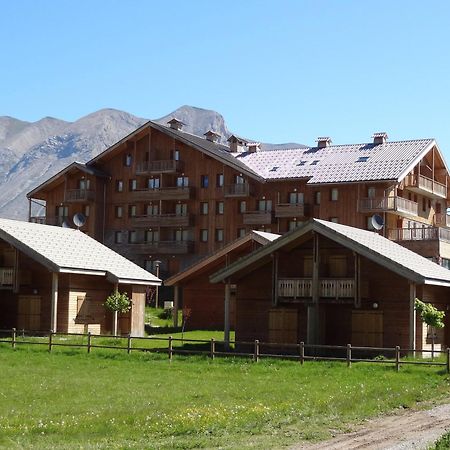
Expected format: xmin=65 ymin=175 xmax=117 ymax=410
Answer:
xmin=0 ymin=105 xmax=304 ymax=219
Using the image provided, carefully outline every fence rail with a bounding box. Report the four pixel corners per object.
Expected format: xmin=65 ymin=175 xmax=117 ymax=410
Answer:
xmin=0 ymin=329 xmax=448 ymax=372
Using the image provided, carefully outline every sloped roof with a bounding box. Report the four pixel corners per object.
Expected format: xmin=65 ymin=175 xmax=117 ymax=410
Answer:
xmin=165 ymin=230 xmax=280 ymax=286
xmin=234 ymin=139 xmax=438 ymax=183
xmin=210 ymin=219 xmax=450 ymax=287
xmin=0 ymin=219 xmax=160 ymax=286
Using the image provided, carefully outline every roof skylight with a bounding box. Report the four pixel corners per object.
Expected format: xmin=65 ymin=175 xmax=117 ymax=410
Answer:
xmin=356 ymin=156 xmax=370 ymax=163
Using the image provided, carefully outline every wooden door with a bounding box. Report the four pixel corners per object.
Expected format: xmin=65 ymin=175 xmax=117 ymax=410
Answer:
xmin=269 ymin=309 xmax=298 ymax=344
xmin=17 ymin=295 xmax=41 ymax=331
xmin=351 ymin=310 xmax=383 ymax=347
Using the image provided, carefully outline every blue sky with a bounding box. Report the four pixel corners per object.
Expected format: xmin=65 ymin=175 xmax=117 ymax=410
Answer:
xmin=2 ymin=1 xmax=450 ymax=154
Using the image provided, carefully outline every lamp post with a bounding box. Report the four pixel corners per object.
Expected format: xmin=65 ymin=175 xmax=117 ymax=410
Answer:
xmin=154 ymin=260 xmax=162 ymax=308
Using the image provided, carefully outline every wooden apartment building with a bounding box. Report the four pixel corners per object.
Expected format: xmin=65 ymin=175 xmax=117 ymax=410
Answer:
xmin=27 ymin=121 xmax=450 ymax=278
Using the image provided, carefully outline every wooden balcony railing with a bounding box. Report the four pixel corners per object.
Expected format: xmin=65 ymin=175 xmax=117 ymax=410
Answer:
xmin=65 ymin=189 xmax=95 ymax=202
xmin=405 ymin=174 xmax=447 ymax=198
xmin=0 ymin=268 xmax=14 ymax=286
xmin=242 ymin=211 xmax=272 ymax=225
xmin=434 ymin=213 xmax=450 ymax=228
xmin=388 ymin=227 xmax=450 ymax=244
xmin=274 ymin=203 xmax=305 ymax=218
xmin=130 ymin=214 xmax=191 ymax=228
xmin=224 ymin=183 xmax=250 ymax=197
xmin=359 ymin=196 xmax=418 ymax=216
xmin=121 ymin=240 xmax=194 ymax=255
xmin=136 ymin=160 xmax=183 ymax=174
xmin=278 ymin=278 xmax=355 ymax=299
xmin=131 ymin=187 xmax=192 ymax=201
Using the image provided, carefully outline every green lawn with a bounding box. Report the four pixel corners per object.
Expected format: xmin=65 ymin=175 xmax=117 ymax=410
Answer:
xmin=0 ymin=344 xmax=449 ymax=449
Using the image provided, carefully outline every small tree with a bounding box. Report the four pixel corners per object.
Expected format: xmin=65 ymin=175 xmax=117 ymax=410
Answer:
xmin=415 ymin=298 xmax=445 ymax=359
xmin=105 ymin=291 xmax=131 ymax=336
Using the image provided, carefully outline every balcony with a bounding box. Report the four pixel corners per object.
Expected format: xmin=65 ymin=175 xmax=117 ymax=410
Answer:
xmin=274 ymin=203 xmax=305 ymax=218
xmin=434 ymin=213 xmax=450 ymax=228
xmin=388 ymin=227 xmax=450 ymax=244
xmin=29 ymin=216 xmax=47 ymax=224
xmin=278 ymin=278 xmax=355 ymax=299
xmin=135 ymin=160 xmax=183 ymax=175
xmin=224 ymin=183 xmax=250 ymax=198
xmin=131 ymin=186 xmax=192 ymax=201
xmin=405 ymin=174 xmax=447 ymax=199
xmin=0 ymin=268 xmax=14 ymax=287
xmin=122 ymin=240 xmax=194 ymax=255
xmin=65 ymin=189 xmax=95 ymax=202
xmin=242 ymin=211 xmax=272 ymax=225
xmin=130 ymin=214 xmax=191 ymax=228
xmin=359 ymin=196 xmax=418 ymax=217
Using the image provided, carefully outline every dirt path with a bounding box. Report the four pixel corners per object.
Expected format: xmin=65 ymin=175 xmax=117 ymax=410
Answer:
xmin=291 ymin=403 xmax=450 ymax=450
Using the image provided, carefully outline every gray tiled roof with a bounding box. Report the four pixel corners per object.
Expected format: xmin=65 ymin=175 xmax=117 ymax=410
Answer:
xmin=234 ymin=139 xmax=436 ymax=183
xmin=0 ymin=219 xmax=160 ymax=285
xmin=210 ymin=219 xmax=450 ymax=286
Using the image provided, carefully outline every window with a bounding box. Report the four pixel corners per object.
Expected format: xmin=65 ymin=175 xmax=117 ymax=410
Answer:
xmin=258 ymin=199 xmax=272 ymax=212
xmin=330 ymin=217 xmax=339 ymax=223
xmin=289 ymin=192 xmax=304 ymax=204
xmin=115 ymin=206 xmax=123 ymax=218
xmin=289 ymin=220 xmax=299 ymax=231
xmin=145 ymin=230 xmax=159 ymax=242
xmin=124 ymin=153 xmax=132 ymax=167
xmin=422 ymin=198 xmax=426 ymax=212
xmin=314 ymin=191 xmax=321 ymax=205
xmin=368 ymin=187 xmax=376 ymax=198
xmin=173 ymin=150 xmax=180 ymax=161
xmin=200 ymin=175 xmax=209 ymax=188
xmin=200 ymin=202 xmax=209 ymax=215
xmin=79 ymin=178 xmax=90 ymax=190
xmin=116 ymin=180 xmax=124 ymax=192
xmin=215 ymin=229 xmax=224 ymax=242
xmin=331 ymin=188 xmax=338 ymax=201
xmin=175 ymin=203 xmax=187 ymax=216
xmin=129 ymin=205 xmax=137 ymax=217
xmin=235 ymin=175 xmax=244 ymax=184
xmin=216 ymin=173 xmax=224 ymax=187
xmin=56 ymin=205 xmax=68 ymax=219
xmin=239 ymin=201 xmax=246 ymax=213
xmin=237 ymin=228 xmax=246 ymax=238
xmin=128 ymin=231 xmax=137 ymax=243
xmin=216 ymin=201 xmax=224 ymax=215
xmin=436 ymin=202 xmax=442 ymax=214
xmin=175 ymin=230 xmax=190 ymax=241
xmin=147 ymin=178 xmax=160 ymax=189
xmin=200 ymin=229 xmax=208 ymax=242
xmin=177 ymin=176 xmax=189 ymax=187
xmin=129 ymin=179 xmax=137 ymax=191
xmin=76 ymin=295 xmax=91 ymax=321
xmin=147 ymin=204 xmax=158 ymax=216
xmin=115 ymin=231 xmax=123 ymax=244
xmin=83 ymin=205 xmax=90 ymax=217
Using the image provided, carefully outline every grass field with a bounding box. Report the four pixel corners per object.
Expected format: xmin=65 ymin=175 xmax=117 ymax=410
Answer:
xmin=1 ymin=342 xmax=450 ymax=450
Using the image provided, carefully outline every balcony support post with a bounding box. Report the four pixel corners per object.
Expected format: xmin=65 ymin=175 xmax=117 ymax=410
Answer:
xmin=353 ymin=252 xmax=361 ymax=308
xmin=271 ymin=253 xmax=279 ymax=307
xmin=173 ymin=285 xmax=179 ymax=328
xmin=51 ymin=272 xmax=59 ymax=332
xmin=409 ymin=282 xmax=417 ymax=356
xmin=224 ymin=282 xmax=231 ymax=348
xmin=307 ymin=232 xmax=320 ymax=344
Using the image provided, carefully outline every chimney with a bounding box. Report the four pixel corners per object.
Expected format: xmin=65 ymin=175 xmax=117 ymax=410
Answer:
xmin=227 ymin=134 xmax=248 ymax=153
xmin=247 ymin=142 xmax=261 ymax=153
xmin=372 ymin=132 xmax=388 ymax=145
xmin=316 ymin=137 xmax=332 ymax=148
xmin=204 ymin=130 xmax=221 ymax=143
xmin=167 ymin=118 xmax=185 ymax=131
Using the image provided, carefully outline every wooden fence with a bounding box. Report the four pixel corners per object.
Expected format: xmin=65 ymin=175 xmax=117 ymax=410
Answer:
xmin=0 ymin=328 xmax=449 ymax=373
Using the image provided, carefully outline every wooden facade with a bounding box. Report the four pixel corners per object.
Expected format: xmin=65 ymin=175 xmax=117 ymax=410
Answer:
xmin=27 ymin=124 xmax=450 ymax=283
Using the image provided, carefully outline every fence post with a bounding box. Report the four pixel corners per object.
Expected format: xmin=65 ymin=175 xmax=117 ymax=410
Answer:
xmin=254 ymin=339 xmax=259 ymax=362
xmin=395 ymin=346 xmax=400 ymax=372
xmin=210 ymin=338 xmax=215 ymax=360
xmin=11 ymin=328 xmax=16 ymax=349
xmin=168 ymin=336 xmax=173 ymax=361
xmin=347 ymin=344 xmax=352 ymax=368
xmin=299 ymin=341 xmax=305 ymax=365
xmin=48 ymin=331 xmax=53 ymax=352
xmin=446 ymin=348 xmax=450 ymax=374
xmin=87 ymin=332 xmax=92 ymax=354
xmin=127 ymin=334 xmax=132 ymax=354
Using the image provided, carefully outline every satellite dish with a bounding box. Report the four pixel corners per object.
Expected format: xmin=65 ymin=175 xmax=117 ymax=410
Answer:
xmin=73 ymin=212 xmax=86 ymax=229
xmin=371 ymin=214 xmax=384 ymax=231
xmin=61 ymin=220 xmax=71 ymax=228
xmin=446 ymin=207 xmax=450 ymax=216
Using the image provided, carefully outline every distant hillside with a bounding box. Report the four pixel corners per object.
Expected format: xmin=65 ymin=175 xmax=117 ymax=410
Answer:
xmin=0 ymin=105 xmax=305 ymax=219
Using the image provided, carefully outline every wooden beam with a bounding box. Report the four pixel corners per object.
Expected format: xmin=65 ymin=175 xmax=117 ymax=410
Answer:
xmin=51 ymin=272 xmax=58 ymax=332
xmin=271 ymin=253 xmax=279 ymax=307
xmin=308 ymin=232 xmax=320 ymax=344
xmin=173 ymin=285 xmax=179 ymax=328
xmin=409 ymin=282 xmax=416 ymax=354
xmin=224 ymin=282 xmax=231 ymax=346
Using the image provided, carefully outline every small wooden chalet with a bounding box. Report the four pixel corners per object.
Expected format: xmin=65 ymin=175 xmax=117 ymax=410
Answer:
xmin=0 ymin=219 xmax=160 ymax=336
xmin=210 ymin=219 xmax=450 ymax=351
xmin=164 ymin=230 xmax=279 ymax=335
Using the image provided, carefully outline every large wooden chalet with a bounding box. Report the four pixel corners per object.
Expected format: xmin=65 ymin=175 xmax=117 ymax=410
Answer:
xmin=27 ymin=121 xmax=450 ymax=281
